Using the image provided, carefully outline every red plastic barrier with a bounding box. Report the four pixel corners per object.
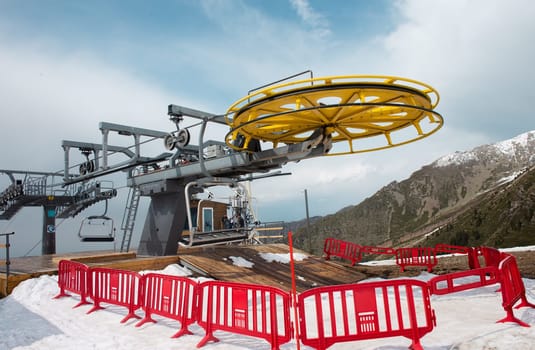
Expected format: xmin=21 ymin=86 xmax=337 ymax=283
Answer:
xmin=467 ymin=247 xmax=483 ymax=269
xmin=298 ymin=279 xmax=435 ymax=350
xmin=360 ymin=245 xmax=396 ymax=255
xmin=136 ymin=273 xmax=197 ymax=338
xmin=395 ymin=247 xmax=437 ymax=272
xmin=196 ymin=280 xmax=292 ymax=349
xmin=54 ymin=259 xmax=91 ymax=308
xmin=87 ymin=267 xmax=142 ymax=323
xmin=434 ymin=244 xmax=470 ymax=255
xmin=480 ymin=247 xmax=502 ymax=268
xmin=497 ymin=254 xmax=535 ymax=327
xmin=428 ymin=266 xmax=499 ymax=295
xmin=323 ymin=238 xmax=362 ymax=266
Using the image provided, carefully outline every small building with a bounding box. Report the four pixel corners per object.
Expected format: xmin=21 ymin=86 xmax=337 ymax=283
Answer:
xmin=183 ymin=199 xmax=230 ymax=235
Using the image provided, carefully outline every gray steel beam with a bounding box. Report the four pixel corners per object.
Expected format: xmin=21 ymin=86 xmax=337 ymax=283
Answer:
xmin=126 ymin=139 xmax=326 ymax=188
xmin=0 ymin=169 xmax=60 ymax=177
xmin=99 ymin=122 xmax=169 ymax=139
xmin=168 ymin=104 xmax=227 ymax=125
xmin=61 ymin=140 xmax=136 ymax=158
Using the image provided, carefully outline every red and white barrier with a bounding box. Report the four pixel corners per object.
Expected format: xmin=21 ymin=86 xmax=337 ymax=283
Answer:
xmin=297 ymin=279 xmax=435 ymax=350
xmin=196 ymin=280 xmax=292 ymax=349
xmin=396 ymin=247 xmax=437 ymax=272
xmin=54 ymin=245 xmax=534 ymax=348
xmin=480 ymin=247 xmax=502 ymax=268
xmin=323 ymin=237 xmax=362 ymax=266
xmin=360 ymin=245 xmax=396 ymax=256
xmin=87 ymin=267 xmax=142 ymax=323
xmin=434 ymin=243 xmax=470 ymax=255
xmin=497 ymin=254 xmax=535 ymax=327
xmin=53 ymin=259 xmax=91 ymax=308
xmin=136 ymin=273 xmax=197 ymax=338
xmin=428 ymin=266 xmax=499 ymax=295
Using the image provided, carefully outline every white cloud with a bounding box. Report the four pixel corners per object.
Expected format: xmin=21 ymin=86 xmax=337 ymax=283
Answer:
xmin=0 ymin=35 xmax=204 ymax=171
xmin=381 ymin=0 xmax=535 ymax=138
xmin=289 ymin=0 xmax=331 ymax=38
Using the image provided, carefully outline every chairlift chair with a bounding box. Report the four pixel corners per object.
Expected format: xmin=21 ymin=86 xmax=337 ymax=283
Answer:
xmin=78 ymin=200 xmax=115 ymax=242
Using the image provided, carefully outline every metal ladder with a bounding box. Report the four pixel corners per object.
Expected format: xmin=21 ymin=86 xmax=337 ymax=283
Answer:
xmin=119 ymin=186 xmax=141 ymax=252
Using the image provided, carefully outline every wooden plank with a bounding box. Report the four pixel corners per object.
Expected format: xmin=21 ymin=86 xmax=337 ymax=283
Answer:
xmin=0 ymin=272 xmax=35 ymax=297
xmin=52 ymin=251 xmax=136 ymax=265
xmin=178 ymin=244 xmax=367 ymax=292
xmin=90 ymin=256 xmax=181 ymax=272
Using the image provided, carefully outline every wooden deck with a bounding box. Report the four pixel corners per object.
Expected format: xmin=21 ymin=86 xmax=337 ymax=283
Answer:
xmin=1 ymin=244 xmax=366 ymax=297
xmin=178 ymin=243 xmax=367 ymax=292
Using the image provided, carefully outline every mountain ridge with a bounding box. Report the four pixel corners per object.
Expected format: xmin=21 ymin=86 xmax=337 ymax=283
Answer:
xmin=292 ymin=130 xmax=535 ymax=254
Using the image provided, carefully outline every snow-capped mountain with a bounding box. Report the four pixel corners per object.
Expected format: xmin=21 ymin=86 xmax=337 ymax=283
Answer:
xmin=435 ymin=130 xmax=535 ymax=168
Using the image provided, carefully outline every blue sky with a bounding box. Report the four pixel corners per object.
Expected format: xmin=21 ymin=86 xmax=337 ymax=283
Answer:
xmin=1 ymin=0 xmax=535 ymax=256
xmin=0 ymin=0 xmax=395 ymax=104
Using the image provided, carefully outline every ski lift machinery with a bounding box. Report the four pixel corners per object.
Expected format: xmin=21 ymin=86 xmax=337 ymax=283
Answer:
xmin=62 ymin=71 xmax=443 ymax=256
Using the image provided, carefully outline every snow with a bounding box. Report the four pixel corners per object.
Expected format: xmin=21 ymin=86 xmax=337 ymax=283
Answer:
xmin=260 ymin=252 xmax=308 ymax=263
xmin=1 ymin=250 xmax=535 ymax=349
xmin=496 ymin=170 xmax=523 ymax=185
xmin=229 ymin=256 xmax=254 ymax=268
xmin=139 ymin=263 xmax=193 ymax=276
xmin=434 ymin=130 xmax=534 ymax=167
xmin=493 ymin=130 xmax=534 ymax=156
xmin=501 ymin=245 xmax=535 ymax=253
xmin=434 ymin=150 xmax=479 ymax=167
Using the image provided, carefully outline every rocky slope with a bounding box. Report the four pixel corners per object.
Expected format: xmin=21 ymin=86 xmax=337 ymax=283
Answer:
xmin=293 ymin=131 xmax=535 ymax=254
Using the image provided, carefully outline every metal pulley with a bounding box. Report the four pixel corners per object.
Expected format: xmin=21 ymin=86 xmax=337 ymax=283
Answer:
xmin=164 ymin=129 xmax=191 ymax=150
xmin=79 ymin=160 xmax=95 ymax=175
xmin=79 ymin=149 xmax=95 ymax=175
xmin=164 ymin=133 xmax=176 ymax=150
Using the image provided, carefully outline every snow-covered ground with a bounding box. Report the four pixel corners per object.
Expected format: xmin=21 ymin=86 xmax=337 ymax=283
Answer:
xmin=1 ymin=250 xmax=535 ymax=350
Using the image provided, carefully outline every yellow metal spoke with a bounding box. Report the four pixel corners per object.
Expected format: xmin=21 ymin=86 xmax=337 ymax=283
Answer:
xmin=225 ymin=75 xmax=443 ymax=154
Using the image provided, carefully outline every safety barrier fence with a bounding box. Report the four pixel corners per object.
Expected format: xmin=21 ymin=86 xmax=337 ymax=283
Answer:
xmin=297 ymin=279 xmax=435 ymax=350
xmin=465 ymin=246 xmax=504 ymax=269
xmin=323 ymin=238 xmax=504 ymax=273
xmin=87 ymin=267 xmax=142 ymax=323
xmin=323 ymin=237 xmax=362 ymax=266
xmin=434 ymin=243 xmax=470 ymax=255
xmin=428 ymin=266 xmax=499 ymax=295
xmin=323 ymin=237 xmax=396 ymax=267
xmin=360 ymin=245 xmax=396 ymax=256
xmin=136 ymin=273 xmax=198 ymax=338
xmin=55 ymin=248 xmax=535 ymax=349
xmin=497 ymin=254 xmax=535 ymax=327
xmin=481 ymin=247 xmax=503 ymax=267
xmin=54 ymin=259 xmax=92 ymax=308
xmin=427 ymin=253 xmax=535 ymax=327
xmin=196 ymin=280 xmax=292 ymax=349
xmin=396 ymin=247 xmax=438 ymax=272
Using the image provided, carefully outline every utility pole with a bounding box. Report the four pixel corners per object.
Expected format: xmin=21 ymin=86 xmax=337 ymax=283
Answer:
xmin=304 ymin=189 xmax=311 ymax=252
